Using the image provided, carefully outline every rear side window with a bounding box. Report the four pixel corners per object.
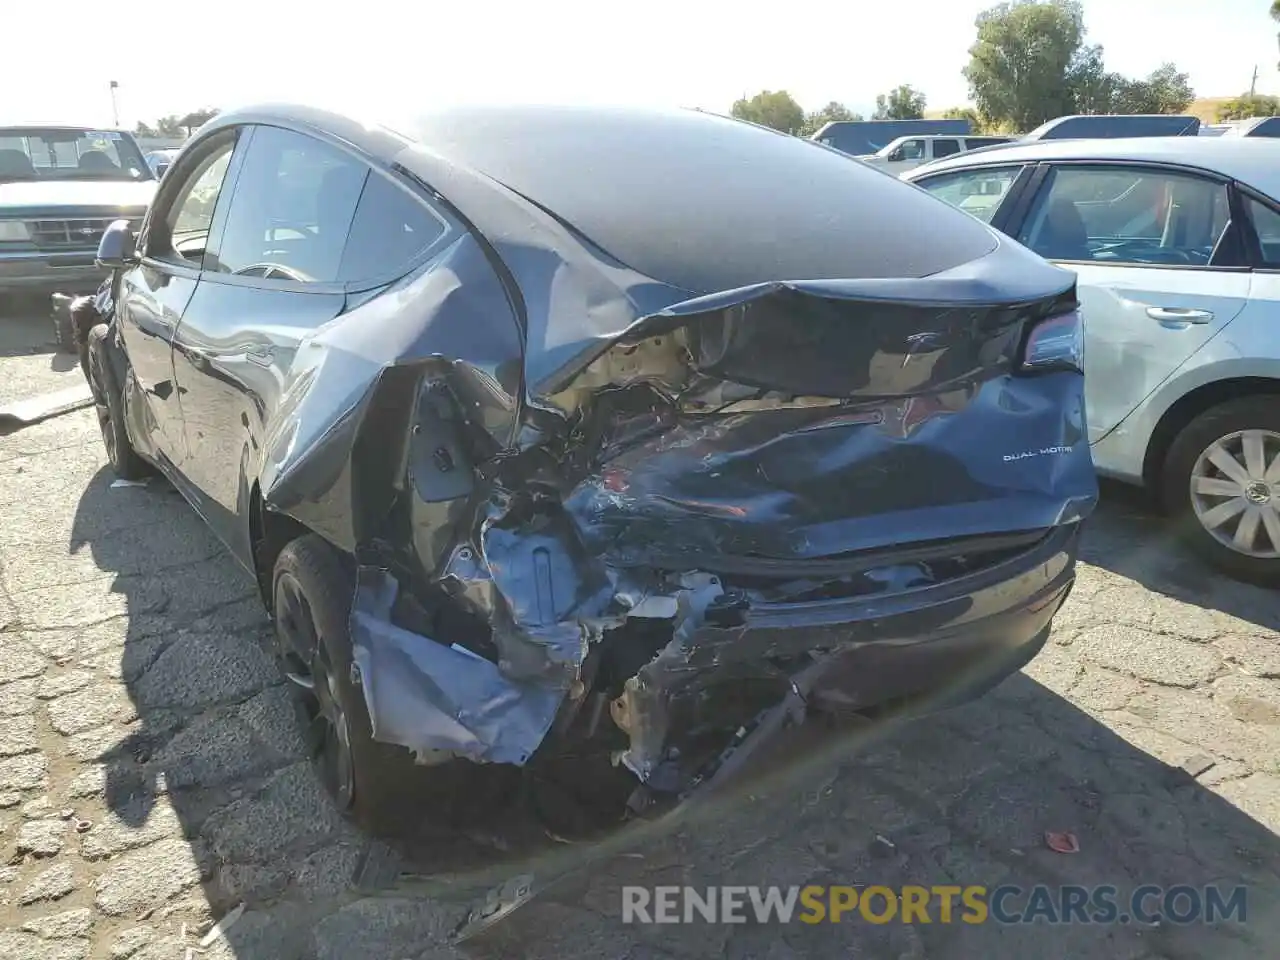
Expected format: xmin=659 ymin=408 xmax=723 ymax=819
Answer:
xmin=338 ymin=173 xmax=449 ymax=282
xmin=1017 ymin=166 xmax=1230 ymax=266
xmin=931 ymin=139 xmax=962 ymax=159
xmin=917 ymin=167 xmax=1022 ymax=223
xmin=1246 ymin=197 xmax=1280 ymax=266
xmin=214 ymin=126 xmax=367 ymax=283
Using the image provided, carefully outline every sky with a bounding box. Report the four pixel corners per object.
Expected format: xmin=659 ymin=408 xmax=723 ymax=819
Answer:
xmin=9 ymin=0 xmax=1280 ymax=128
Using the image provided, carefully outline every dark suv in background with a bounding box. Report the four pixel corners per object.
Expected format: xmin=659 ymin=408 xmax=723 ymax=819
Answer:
xmin=0 ymin=125 xmax=156 ymax=308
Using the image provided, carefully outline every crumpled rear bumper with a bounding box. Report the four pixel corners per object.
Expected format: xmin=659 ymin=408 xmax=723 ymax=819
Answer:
xmin=610 ymin=521 xmax=1079 ymax=789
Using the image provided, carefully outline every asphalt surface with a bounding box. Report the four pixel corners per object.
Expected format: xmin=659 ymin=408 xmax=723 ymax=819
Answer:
xmin=0 ymin=307 xmax=1277 ymax=959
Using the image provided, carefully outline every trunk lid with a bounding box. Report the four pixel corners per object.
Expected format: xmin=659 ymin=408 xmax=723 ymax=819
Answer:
xmin=547 ymin=252 xmax=1097 ymax=569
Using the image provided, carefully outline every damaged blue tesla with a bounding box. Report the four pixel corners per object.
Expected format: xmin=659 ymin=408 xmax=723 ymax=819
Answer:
xmin=80 ymin=102 xmax=1097 ymax=832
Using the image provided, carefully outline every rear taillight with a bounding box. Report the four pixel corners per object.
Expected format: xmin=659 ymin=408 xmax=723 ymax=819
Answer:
xmin=1020 ymin=308 xmax=1083 ymax=373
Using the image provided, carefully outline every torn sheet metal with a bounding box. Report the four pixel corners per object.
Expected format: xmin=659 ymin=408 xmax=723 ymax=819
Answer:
xmin=350 ymin=567 xmax=566 ymax=765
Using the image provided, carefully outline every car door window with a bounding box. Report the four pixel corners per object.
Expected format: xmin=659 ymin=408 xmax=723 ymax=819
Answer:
xmin=931 ymin=139 xmax=962 ymax=159
xmin=338 ymin=171 xmax=449 ymax=282
xmin=154 ymin=139 xmax=235 ymax=269
xmin=917 ymin=167 xmax=1022 ymax=224
xmin=214 ymin=126 xmax=367 ymax=283
xmin=1017 ymin=166 xmax=1231 ymax=267
xmin=897 ymin=139 xmax=925 ymax=161
xmin=1245 ymin=197 xmax=1280 ymax=266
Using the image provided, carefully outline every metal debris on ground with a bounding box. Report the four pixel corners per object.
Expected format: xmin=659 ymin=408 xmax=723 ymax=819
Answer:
xmin=1045 ymin=830 xmax=1080 ymax=854
xmin=0 ymin=382 xmax=94 ymax=434
xmin=199 ymin=903 xmax=245 ymax=948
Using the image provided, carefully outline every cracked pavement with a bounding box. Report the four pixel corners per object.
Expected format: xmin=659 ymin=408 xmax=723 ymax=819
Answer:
xmin=0 ymin=310 xmax=1278 ymax=959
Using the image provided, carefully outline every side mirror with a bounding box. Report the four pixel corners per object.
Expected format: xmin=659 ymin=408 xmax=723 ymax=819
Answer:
xmin=888 ymin=148 xmax=904 ymax=162
xmin=97 ymin=219 xmax=138 ymax=269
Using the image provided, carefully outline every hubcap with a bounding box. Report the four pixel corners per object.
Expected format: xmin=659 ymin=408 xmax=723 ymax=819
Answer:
xmin=273 ymin=572 xmax=356 ymax=810
xmin=1189 ymin=429 xmax=1280 ymax=559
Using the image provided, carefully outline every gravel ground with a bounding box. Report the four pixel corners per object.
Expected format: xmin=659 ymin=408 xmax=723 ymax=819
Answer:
xmin=0 ymin=308 xmax=1277 ymax=959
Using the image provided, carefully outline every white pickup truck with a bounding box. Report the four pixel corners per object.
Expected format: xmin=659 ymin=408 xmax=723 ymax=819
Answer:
xmin=857 ymin=134 xmax=1012 ymax=174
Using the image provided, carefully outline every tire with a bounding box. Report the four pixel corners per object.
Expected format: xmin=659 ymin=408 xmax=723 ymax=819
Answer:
xmin=271 ymin=534 xmax=513 ymax=835
xmin=1161 ymin=396 xmax=1280 ymax=585
xmin=86 ymin=324 xmax=152 ymax=481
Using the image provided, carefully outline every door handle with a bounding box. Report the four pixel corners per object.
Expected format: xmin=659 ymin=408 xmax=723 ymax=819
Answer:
xmin=247 ymin=344 xmax=274 ymax=366
xmin=1146 ymin=306 xmax=1213 ymax=324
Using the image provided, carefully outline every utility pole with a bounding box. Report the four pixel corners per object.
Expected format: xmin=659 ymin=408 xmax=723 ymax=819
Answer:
xmin=109 ymin=80 xmax=120 ymax=128
xmin=1250 ymin=65 xmax=1258 ymax=99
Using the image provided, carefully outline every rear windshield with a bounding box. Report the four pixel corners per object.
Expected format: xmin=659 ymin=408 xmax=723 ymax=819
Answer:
xmin=0 ymin=127 xmax=152 ymax=182
xmin=413 ymin=107 xmax=999 ymax=294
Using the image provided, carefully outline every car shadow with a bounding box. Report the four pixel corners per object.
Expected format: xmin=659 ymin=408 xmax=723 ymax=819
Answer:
xmin=1084 ymin=478 xmax=1280 ymax=633
xmin=66 ymin=470 xmax=1280 ymax=958
xmin=0 ymin=304 xmax=76 ymax=370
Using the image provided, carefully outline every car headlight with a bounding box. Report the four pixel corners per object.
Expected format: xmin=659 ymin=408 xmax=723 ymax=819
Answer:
xmin=0 ymin=220 xmax=31 ymax=242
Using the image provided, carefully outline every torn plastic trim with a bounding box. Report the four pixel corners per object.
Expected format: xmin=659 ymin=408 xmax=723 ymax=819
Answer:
xmin=350 ymin=565 xmax=569 ymax=765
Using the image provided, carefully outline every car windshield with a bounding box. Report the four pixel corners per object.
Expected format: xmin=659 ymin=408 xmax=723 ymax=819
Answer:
xmin=0 ymin=127 xmax=153 ymax=183
xmin=873 ymin=138 xmax=908 ymax=158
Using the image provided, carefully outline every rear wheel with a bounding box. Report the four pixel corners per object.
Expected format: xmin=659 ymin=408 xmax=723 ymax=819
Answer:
xmin=1161 ymin=397 xmax=1280 ymax=585
xmin=271 ymin=534 xmax=512 ymax=835
xmin=86 ymin=324 xmax=151 ymax=481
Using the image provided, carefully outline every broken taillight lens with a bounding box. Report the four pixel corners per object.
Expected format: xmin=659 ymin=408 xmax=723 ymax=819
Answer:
xmin=1020 ymin=308 xmax=1083 ymax=374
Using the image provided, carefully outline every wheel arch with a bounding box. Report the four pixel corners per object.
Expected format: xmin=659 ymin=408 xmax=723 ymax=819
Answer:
xmin=1142 ymin=376 xmax=1280 ymax=503
xmin=248 ymin=481 xmax=314 ymax=608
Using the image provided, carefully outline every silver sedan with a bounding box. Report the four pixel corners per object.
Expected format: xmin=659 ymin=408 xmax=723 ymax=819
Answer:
xmin=906 ymin=137 xmax=1280 ymax=584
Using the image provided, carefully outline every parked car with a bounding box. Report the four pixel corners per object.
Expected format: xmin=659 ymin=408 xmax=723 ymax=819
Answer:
xmin=1022 ymin=114 xmax=1201 ymax=139
xmin=905 ymin=137 xmax=1280 ymax=583
xmin=1217 ymin=117 xmax=1280 ymax=139
xmin=0 ymin=125 xmax=155 ymax=306
xmin=85 ymin=103 xmax=1096 ymax=830
xmin=858 ymin=134 xmax=1014 ymax=173
xmin=145 ymin=148 xmax=180 ymax=178
xmin=810 ymin=118 xmax=972 ymax=156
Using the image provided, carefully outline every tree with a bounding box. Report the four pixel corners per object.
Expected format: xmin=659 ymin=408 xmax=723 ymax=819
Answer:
xmin=872 ymin=85 xmax=926 ymax=120
xmin=799 ymin=101 xmax=863 ymax=137
xmin=177 ymin=108 xmax=220 ymax=133
xmin=1218 ymin=92 xmax=1280 ymax=120
xmin=133 ymin=121 xmax=157 ymax=138
xmin=730 ymin=91 xmax=805 ymax=133
xmin=964 ymin=0 xmax=1086 ymax=131
xmin=1272 ymin=1 xmax=1280 ymax=68
xmin=154 ymin=115 xmax=184 ymax=137
xmin=966 ymin=2 xmax=1194 ymax=129
xmin=941 ymin=106 xmax=980 ymax=124
xmin=1111 ymin=63 xmax=1194 ymax=114
xmin=939 ymin=107 xmax=1007 ymax=134
xmin=1064 ymin=44 xmax=1117 ymax=114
